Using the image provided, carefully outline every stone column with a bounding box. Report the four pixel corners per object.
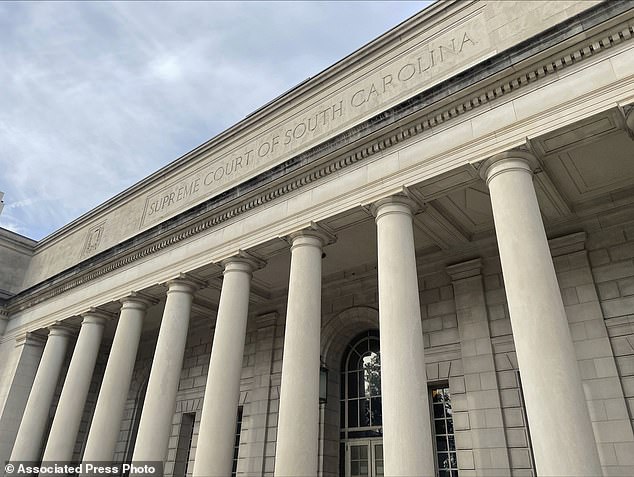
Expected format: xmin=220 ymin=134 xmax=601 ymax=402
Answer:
xmin=8 ymin=327 xmax=71 ymax=463
xmin=82 ymin=294 xmax=155 ymax=465
xmin=41 ymin=311 xmax=108 ymax=463
xmin=274 ymin=229 xmax=331 ymax=477
xmin=193 ymin=255 xmax=261 ymax=477
xmin=132 ymin=276 xmax=200 ymax=464
xmin=0 ymin=333 xmax=46 ymax=465
xmin=372 ymin=196 xmax=435 ymax=476
xmin=480 ymin=150 xmax=602 ymax=476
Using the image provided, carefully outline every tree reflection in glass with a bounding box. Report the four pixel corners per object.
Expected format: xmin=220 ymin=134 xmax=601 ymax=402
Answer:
xmin=362 ymin=351 xmax=381 ymax=426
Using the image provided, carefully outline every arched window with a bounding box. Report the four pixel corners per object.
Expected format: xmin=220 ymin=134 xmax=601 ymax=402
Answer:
xmin=340 ymin=330 xmax=382 ymax=439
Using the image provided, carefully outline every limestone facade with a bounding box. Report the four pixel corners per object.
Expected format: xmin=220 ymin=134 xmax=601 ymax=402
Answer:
xmin=2 ymin=1 xmax=634 ymax=476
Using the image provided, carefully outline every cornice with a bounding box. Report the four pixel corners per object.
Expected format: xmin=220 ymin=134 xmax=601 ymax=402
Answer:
xmin=6 ymin=3 xmax=634 ymax=316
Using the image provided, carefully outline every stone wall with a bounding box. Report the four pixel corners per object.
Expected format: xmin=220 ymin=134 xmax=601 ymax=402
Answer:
xmin=0 ymin=228 xmax=34 ymax=297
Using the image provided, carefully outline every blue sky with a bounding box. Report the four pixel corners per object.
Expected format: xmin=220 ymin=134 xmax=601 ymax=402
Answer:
xmin=0 ymin=1 xmax=430 ymax=240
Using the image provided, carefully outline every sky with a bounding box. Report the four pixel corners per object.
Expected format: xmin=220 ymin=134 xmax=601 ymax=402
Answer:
xmin=0 ymin=1 xmax=431 ymax=241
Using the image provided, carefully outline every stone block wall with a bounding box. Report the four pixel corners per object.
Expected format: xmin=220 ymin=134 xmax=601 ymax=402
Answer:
xmin=484 ymin=256 xmax=535 ymax=477
xmin=586 ymin=221 xmax=634 ymax=474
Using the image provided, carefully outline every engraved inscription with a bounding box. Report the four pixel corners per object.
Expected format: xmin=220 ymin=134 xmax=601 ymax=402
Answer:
xmin=141 ymin=14 xmax=489 ymax=228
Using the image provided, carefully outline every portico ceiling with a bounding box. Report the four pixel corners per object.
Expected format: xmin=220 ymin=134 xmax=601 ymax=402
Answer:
xmin=241 ymin=107 xmax=634 ymax=294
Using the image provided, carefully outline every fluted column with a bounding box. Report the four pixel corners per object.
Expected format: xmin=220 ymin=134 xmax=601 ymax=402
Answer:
xmin=372 ymin=196 xmax=435 ymax=476
xmin=131 ymin=276 xmax=200 ymax=464
xmin=41 ymin=311 xmax=108 ymax=463
xmin=10 ymin=325 xmax=73 ymax=462
xmin=82 ymin=294 xmax=155 ymax=466
xmin=193 ymin=255 xmax=261 ymax=477
xmin=481 ymin=150 xmax=602 ymax=476
xmin=274 ymin=229 xmax=331 ymax=477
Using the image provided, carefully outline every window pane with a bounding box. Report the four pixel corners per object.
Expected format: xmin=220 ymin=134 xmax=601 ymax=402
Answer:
xmin=351 ymin=446 xmax=359 ymax=460
xmin=371 ymin=397 xmax=382 ymax=426
xmin=375 ymin=444 xmax=383 ymax=459
xmin=435 ymin=419 xmax=446 ymax=435
xmin=359 ymin=445 xmax=368 ymax=459
xmin=362 ymin=352 xmax=381 ymax=398
xmin=349 ymin=400 xmax=358 ymax=428
xmin=359 ymin=399 xmax=370 ymax=427
xmin=348 ymin=372 xmax=359 ymax=398
xmin=439 ymin=452 xmax=450 ymax=468
xmin=431 ymin=386 xmax=458 ymax=476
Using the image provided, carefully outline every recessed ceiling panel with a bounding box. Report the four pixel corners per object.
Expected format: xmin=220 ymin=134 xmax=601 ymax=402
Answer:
xmin=545 ymin=132 xmax=634 ymax=204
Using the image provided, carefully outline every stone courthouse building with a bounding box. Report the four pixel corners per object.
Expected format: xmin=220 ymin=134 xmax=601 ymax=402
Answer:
xmin=3 ymin=1 xmax=634 ymax=476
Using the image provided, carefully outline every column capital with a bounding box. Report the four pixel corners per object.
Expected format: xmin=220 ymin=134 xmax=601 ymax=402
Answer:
xmin=446 ymin=258 xmax=483 ymax=281
xmin=81 ymin=308 xmax=113 ymax=326
xmin=48 ymin=322 xmax=77 ymax=338
xmin=15 ymin=330 xmax=48 ymax=348
xmin=370 ymin=194 xmax=419 ymax=221
xmin=287 ymin=222 xmax=336 ymax=249
xmin=221 ymin=250 xmax=266 ymax=275
xmin=479 ymin=149 xmax=540 ymax=185
xmin=166 ymin=273 xmax=207 ymax=295
xmin=120 ymin=291 xmax=159 ymax=310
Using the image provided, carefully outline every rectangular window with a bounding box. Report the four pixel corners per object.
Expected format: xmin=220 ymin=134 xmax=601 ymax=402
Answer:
xmin=430 ymin=386 xmax=458 ymax=477
xmin=232 ymin=406 xmax=244 ymax=477
xmin=174 ymin=412 xmax=195 ymax=477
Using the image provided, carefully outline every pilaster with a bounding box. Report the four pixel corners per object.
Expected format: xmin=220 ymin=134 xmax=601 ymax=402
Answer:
xmin=242 ymin=312 xmax=278 ymax=476
xmin=551 ymin=232 xmax=634 ymax=475
xmin=447 ymin=258 xmax=511 ymax=477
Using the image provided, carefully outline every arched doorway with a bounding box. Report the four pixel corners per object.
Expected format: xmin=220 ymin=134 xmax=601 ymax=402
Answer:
xmin=339 ymin=330 xmax=383 ymax=477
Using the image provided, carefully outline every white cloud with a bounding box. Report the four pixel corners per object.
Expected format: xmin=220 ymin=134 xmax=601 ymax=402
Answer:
xmin=0 ymin=1 xmax=430 ymax=240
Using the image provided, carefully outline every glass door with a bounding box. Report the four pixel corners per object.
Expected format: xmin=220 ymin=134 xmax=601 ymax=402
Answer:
xmin=345 ymin=439 xmax=383 ymax=477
